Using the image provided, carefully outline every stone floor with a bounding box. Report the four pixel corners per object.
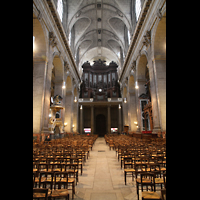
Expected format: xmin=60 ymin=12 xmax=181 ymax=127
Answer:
xmin=70 ymin=137 xmax=162 ymax=200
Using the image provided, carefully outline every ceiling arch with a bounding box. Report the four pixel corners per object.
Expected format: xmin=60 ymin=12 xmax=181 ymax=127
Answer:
xmin=64 ymin=0 xmax=134 ymax=71
xmin=79 ymin=47 xmax=120 ymax=69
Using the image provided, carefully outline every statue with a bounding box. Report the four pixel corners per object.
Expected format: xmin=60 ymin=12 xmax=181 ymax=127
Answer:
xmin=53 ymin=95 xmax=63 ymax=105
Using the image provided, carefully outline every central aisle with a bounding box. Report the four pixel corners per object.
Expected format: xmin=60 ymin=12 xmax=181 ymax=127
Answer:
xmin=74 ymin=137 xmax=138 ymax=200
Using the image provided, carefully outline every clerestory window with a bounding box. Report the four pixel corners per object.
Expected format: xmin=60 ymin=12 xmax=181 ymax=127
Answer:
xmin=135 ymin=0 xmax=141 ymax=22
xmin=57 ymin=0 xmax=63 ymax=22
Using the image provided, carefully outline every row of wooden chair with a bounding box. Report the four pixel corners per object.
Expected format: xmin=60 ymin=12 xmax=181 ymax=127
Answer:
xmin=33 ymin=135 xmax=98 ymax=199
xmin=105 ymin=134 xmax=166 ymax=200
xmin=33 ymin=171 xmax=73 ymax=199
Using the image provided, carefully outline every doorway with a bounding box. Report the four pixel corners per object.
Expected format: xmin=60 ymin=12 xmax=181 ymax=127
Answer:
xmin=96 ymin=114 xmax=106 ymax=137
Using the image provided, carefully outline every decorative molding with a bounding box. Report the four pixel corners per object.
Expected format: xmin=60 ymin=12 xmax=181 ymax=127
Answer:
xmin=37 ymin=10 xmax=43 ymax=21
xmin=157 ymin=8 xmax=163 ymax=20
xmin=143 ymin=30 xmax=151 ymax=47
xmin=49 ymin=31 xmax=57 ymax=47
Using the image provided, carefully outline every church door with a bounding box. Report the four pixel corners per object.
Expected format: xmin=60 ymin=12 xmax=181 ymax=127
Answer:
xmin=96 ymin=114 xmax=106 ymax=137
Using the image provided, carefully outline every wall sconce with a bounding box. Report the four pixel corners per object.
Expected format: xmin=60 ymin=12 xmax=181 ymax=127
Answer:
xmin=124 ymin=98 xmax=127 ymax=103
xmin=64 ymin=122 xmax=67 ymax=127
xmin=62 ymin=81 xmax=66 ymax=89
xmin=80 ymin=105 xmax=82 ymax=109
xmin=134 ymin=121 xmax=138 ymax=128
xmin=135 ymin=81 xmax=139 ymax=89
xmin=74 ymin=96 xmax=77 ymax=102
xmin=119 ymin=104 xmax=121 ymax=109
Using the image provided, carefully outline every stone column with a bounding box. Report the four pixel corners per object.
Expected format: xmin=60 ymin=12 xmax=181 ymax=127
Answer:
xmin=122 ymin=100 xmax=128 ymax=127
xmin=33 ymin=58 xmax=48 ymax=141
xmin=80 ymin=105 xmax=83 ymax=134
xmin=149 ymin=59 xmax=162 ymax=134
xmin=73 ymin=97 xmax=78 ymax=133
xmin=118 ymin=104 xmax=122 ymax=134
xmin=128 ymin=91 xmax=137 ymax=131
xmin=41 ymin=60 xmax=52 ymax=139
xmin=107 ymin=105 xmax=111 ymax=134
xmin=91 ymin=105 xmax=94 ymax=134
xmin=154 ymin=59 xmax=166 ymax=131
xmin=64 ymin=91 xmax=73 ymax=133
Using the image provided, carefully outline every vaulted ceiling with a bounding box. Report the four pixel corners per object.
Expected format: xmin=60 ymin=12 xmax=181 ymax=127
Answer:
xmin=63 ymin=0 xmax=138 ymax=73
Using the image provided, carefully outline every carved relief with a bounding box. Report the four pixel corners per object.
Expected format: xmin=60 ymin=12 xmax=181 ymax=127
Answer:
xmin=143 ymin=30 xmax=151 ymax=47
xmin=49 ymin=31 xmax=57 ymax=47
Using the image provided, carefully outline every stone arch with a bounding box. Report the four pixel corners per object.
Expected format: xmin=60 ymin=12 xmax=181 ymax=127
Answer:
xmin=33 ymin=13 xmax=48 ymax=62
xmin=153 ymin=12 xmax=166 ymax=60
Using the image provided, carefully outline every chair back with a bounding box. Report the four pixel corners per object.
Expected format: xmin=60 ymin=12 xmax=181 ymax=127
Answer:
xmin=54 ymin=171 xmax=68 ymax=189
xmin=141 ymin=173 xmax=155 ymax=192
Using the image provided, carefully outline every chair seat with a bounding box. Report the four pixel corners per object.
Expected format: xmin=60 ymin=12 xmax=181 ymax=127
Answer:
xmin=68 ymin=177 xmax=75 ymax=183
xmin=124 ymin=168 xmax=135 ymax=172
xmin=33 ymin=193 xmax=46 ymax=198
xmin=136 ymin=178 xmax=151 ymax=183
xmin=142 ymin=191 xmax=161 ymax=199
xmin=155 ymin=178 xmax=164 ymax=183
xmin=51 ymin=189 xmax=69 ymax=197
xmin=33 ymin=190 xmax=51 ymax=198
xmin=67 ymin=169 xmax=78 ymax=173
xmin=161 ymin=167 xmax=166 ymax=171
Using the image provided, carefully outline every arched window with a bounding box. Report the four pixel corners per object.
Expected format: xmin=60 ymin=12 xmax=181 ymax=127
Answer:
xmin=57 ymin=0 xmax=63 ymax=22
xmin=69 ymin=31 xmax=71 ymax=46
xmin=135 ymin=0 xmax=141 ymax=22
xmin=127 ymin=30 xmax=131 ymax=45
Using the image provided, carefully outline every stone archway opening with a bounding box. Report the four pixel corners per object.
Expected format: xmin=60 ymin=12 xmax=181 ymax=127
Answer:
xmin=96 ymin=114 xmax=106 ymax=137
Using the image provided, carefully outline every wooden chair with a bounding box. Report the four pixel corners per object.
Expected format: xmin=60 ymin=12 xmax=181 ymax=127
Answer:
xmin=69 ymin=159 xmax=79 ymax=184
xmin=135 ymin=164 xmax=150 ymax=200
xmin=33 ymin=171 xmax=40 ymax=188
xmin=141 ymin=173 xmax=161 ymax=200
xmin=39 ymin=171 xmax=54 ymax=191
xmin=33 ymin=188 xmax=48 ymax=200
xmin=63 ymin=163 xmax=76 ymax=199
xmin=150 ymin=164 xmax=164 ymax=190
xmin=38 ymin=163 xmax=48 ymax=172
xmin=124 ymin=156 xmax=135 ymax=185
xmin=50 ymin=171 xmax=70 ymax=200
